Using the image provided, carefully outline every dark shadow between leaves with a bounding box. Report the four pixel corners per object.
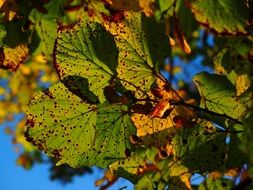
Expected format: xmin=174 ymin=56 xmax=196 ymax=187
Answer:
xmin=62 ymin=75 xmax=99 ymax=103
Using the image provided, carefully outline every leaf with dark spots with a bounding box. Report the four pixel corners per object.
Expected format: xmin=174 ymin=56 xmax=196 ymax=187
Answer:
xmin=104 ymin=11 xmax=170 ymax=98
xmin=26 ymin=83 xmax=136 ymax=168
xmin=26 ymin=83 xmax=97 ymax=167
xmin=82 ymin=103 xmax=136 ymax=167
xmin=0 ymin=44 xmax=29 ymax=71
xmin=172 ymin=120 xmax=228 ymax=173
xmin=53 ymin=19 xmax=118 ymax=102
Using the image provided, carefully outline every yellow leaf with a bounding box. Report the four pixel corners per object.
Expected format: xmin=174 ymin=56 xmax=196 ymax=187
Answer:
xmin=131 ymin=79 xmax=195 ymax=148
xmin=236 ymin=74 xmax=251 ymax=96
xmin=0 ymin=44 xmax=29 ymax=71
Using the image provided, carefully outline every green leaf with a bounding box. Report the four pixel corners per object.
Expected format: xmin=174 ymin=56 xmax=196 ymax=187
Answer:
xmin=213 ymin=48 xmax=251 ymax=96
xmin=189 ymin=0 xmax=249 ymax=34
xmin=25 ymin=82 xmax=96 ymax=167
xmin=25 ymin=82 xmax=136 ymax=168
xmin=173 ymin=120 xmax=227 ymax=173
xmin=193 ymin=72 xmax=248 ymax=120
xmin=29 ymin=16 xmax=57 ymax=58
xmin=85 ymin=102 xmax=136 ymax=167
xmin=109 ymin=148 xmax=148 ymax=184
xmin=4 ymin=19 xmax=30 ymax=48
xmin=198 ymin=177 xmax=233 ymax=190
xmin=53 ymin=20 xmax=118 ymax=102
xmin=105 ymin=12 xmax=170 ymax=97
xmin=0 ymin=23 xmax=6 ymax=47
xmin=29 ymin=0 xmax=67 ymax=58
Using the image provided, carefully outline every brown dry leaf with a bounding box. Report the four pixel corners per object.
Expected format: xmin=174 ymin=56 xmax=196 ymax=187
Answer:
xmin=0 ymin=0 xmax=18 ymax=21
xmin=0 ymin=44 xmax=29 ymax=71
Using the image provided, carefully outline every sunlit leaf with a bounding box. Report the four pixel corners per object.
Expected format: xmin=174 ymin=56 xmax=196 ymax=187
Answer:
xmin=25 ymin=82 xmax=97 ymax=167
xmin=189 ymin=0 xmax=249 ymax=34
xmin=26 ymin=83 xmax=135 ymax=168
xmin=104 ymin=11 xmax=170 ymax=97
xmin=193 ymin=72 xmax=248 ymax=120
xmin=53 ymin=20 xmax=118 ymax=101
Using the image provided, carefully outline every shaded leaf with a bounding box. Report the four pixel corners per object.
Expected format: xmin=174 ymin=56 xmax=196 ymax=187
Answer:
xmin=53 ymin=20 xmax=118 ymax=101
xmin=172 ymin=120 xmax=227 ymax=173
xmin=198 ymin=176 xmax=233 ymax=190
xmin=109 ymin=147 xmax=150 ymax=184
xmin=193 ymin=72 xmax=248 ymax=120
xmin=213 ymin=48 xmax=251 ymax=96
xmin=29 ymin=0 xmax=67 ymax=58
xmin=189 ymin=0 xmax=249 ymax=34
xmin=0 ymin=23 xmax=6 ymax=47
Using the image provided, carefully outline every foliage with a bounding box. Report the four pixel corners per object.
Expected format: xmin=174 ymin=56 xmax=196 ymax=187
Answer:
xmin=1 ymin=0 xmax=253 ymax=189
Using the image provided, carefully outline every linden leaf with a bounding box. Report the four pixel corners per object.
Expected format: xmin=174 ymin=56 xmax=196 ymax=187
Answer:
xmin=26 ymin=83 xmax=135 ymax=168
xmin=213 ymin=48 xmax=251 ymax=96
xmin=131 ymin=79 xmax=195 ymax=148
xmin=131 ymin=112 xmax=177 ymax=147
xmin=109 ymin=147 xmax=149 ymax=184
xmin=83 ymin=102 xmax=136 ymax=167
xmin=29 ymin=0 xmax=66 ymax=58
xmin=189 ymin=0 xmax=249 ymax=34
xmin=25 ymin=82 xmax=97 ymax=167
xmin=193 ymin=72 xmax=248 ymax=120
xmin=172 ymin=120 xmax=227 ymax=173
xmin=104 ymin=12 xmax=170 ymax=98
xmin=0 ymin=44 xmax=29 ymax=71
xmin=53 ymin=20 xmax=118 ymax=102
